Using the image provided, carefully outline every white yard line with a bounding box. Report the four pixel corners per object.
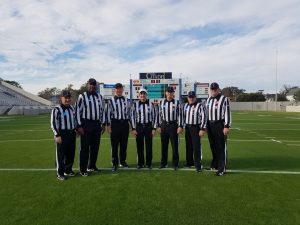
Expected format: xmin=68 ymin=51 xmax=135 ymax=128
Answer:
xmin=0 ymin=168 xmax=299 ymax=175
xmin=250 ymin=129 xmax=300 ymax=131
xmin=271 ymin=139 xmax=282 ymax=144
xmin=0 ymin=138 xmax=286 ymax=143
xmin=286 ymin=117 xmax=300 ymax=120
xmin=286 ymin=144 xmax=300 ymax=147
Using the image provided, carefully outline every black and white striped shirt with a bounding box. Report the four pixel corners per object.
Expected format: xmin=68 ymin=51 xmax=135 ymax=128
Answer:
xmin=75 ymin=92 xmax=106 ymax=126
xmin=107 ymin=96 xmax=131 ymax=124
xmin=51 ymin=105 xmax=76 ymax=137
xmin=183 ymin=102 xmax=207 ymax=130
xmin=206 ymin=94 xmax=231 ymax=128
xmin=158 ymin=99 xmax=183 ymax=127
xmin=131 ymin=100 xmax=157 ymax=129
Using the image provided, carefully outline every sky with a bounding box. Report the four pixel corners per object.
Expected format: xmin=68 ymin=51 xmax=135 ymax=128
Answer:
xmin=0 ymin=0 xmax=299 ymax=94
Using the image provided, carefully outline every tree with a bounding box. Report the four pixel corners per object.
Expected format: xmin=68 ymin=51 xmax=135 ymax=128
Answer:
xmin=236 ymin=92 xmax=266 ymax=102
xmin=38 ymin=87 xmax=61 ymax=100
xmin=294 ymin=89 xmax=300 ymax=102
xmin=221 ymin=86 xmax=245 ymax=101
xmin=4 ymin=80 xmax=22 ymax=89
xmin=276 ymin=94 xmax=288 ymax=101
xmin=280 ymin=84 xmax=299 ymax=95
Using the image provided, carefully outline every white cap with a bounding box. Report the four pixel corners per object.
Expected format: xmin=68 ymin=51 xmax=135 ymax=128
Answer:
xmin=138 ymin=88 xmax=148 ymax=94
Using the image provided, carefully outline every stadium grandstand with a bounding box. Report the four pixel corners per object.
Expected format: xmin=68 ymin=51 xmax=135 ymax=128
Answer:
xmin=0 ymin=78 xmax=52 ymax=115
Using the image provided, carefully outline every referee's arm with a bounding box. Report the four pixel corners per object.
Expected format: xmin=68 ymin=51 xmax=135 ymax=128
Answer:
xmin=101 ymin=96 xmax=106 ymax=125
xmin=177 ymin=102 xmax=183 ymax=128
xmin=224 ymin=97 xmax=231 ymax=128
xmin=75 ymin=94 xmax=83 ymax=128
xmin=130 ymin=102 xmax=136 ymax=130
xmin=198 ymin=104 xmax=207 ymax=130
xmin=151 ymin=103 xmax=157 ymax=129
xmin=51 ymin=108 xmax=60 ymax=137
xmin=106 ymin=98 xmax=112 ymax=125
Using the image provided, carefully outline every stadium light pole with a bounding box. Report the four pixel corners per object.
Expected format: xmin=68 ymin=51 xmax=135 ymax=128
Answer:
xmin=275 ymin=49 xmax=278 ymax=112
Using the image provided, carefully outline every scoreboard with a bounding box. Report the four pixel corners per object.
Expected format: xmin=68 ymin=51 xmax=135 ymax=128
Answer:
xmin=130 ymin=78 xmax=181 ymax=104
xmin=98 ymin=73 xmax=209 ymax=104
xmin=99 ymin=83 xmax=130 ymax=100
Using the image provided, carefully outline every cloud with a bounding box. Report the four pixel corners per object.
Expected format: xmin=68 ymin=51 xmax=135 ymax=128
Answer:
xmin=0 ymin=0 xmax=299 ymax=94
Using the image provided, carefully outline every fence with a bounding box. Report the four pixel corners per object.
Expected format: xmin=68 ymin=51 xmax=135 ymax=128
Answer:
xmin=230 ymin=102 xmax=291 ymax=112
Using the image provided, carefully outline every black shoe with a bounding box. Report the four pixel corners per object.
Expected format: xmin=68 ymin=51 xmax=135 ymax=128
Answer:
xmin=146 ymin=165 xmax=152 ymax=170
xmin=112 ymin=166 xmax=117 ymax=172
xmin=184 ymin=164 xmax=193 ymax=168
xmin=80 ymin=172 xmax=88 ymax=177
xmin=159 ymin=164 xmax=168 ymax=169
xmin=57 ymin=175 xmax=66 ymax=181
xmin=174 ymin=166 xmax=179 ymax=171
xmin=87 ymin=167 xmax=99 ymax=172
xmin=216 ymin=171 xmax=224 ymax=176
xmin=120 ymin=163 xmax=129 ymax=168
xmin=64 ymin=171 xmax=75 ymax=177
xmin=137 ymin=165 xmax=144 ymax=169
xmin=196 ymin=167 xmax=202 ymax=172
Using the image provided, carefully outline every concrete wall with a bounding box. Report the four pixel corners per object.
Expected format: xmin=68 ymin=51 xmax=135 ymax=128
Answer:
xmin=286 ymin=106 xmax=300 ymax=112
xmin=0 ymin=106 xmax=10 ymax=115
xmin=230 ymin=101 xmax=290 ymax=112
xmin=7 ymin=106 xmax=52 ymax=115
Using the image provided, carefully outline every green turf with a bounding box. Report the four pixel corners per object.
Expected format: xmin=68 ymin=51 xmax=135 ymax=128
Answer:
xmin=0 ymin=112 xmax=300 ymax=225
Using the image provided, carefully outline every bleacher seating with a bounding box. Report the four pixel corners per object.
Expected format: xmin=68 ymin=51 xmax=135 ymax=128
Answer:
xmin=0 ymin=79 xmax=53 ymax=115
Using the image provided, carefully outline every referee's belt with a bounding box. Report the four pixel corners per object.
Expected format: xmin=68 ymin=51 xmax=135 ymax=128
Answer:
xmin=208 ymin=120 xmax=224 ymax=124
xmin=111 ymin=118 xmax=128 ymax=123
xmin=185 ymin=124 xmax=200 ymax=127
xmin=136 ymin=122 xmax=152 ymax=127
xmin=162 ymin=121 xmax=177 ymax=125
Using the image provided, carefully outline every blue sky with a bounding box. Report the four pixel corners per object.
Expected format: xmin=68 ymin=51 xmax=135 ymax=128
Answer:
xmin=0 ymin=0 xmax=299 ymax=94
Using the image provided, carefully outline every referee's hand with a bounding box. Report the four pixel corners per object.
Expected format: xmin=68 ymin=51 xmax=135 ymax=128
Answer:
xmin=132 ymin=130 xmax=138 ymax=138
xmin=101 ymin=124 xmax=106 ymax=134
xmin=107 ymin=126 xmax=112 ymax=134
xmin=55 ymin=136 xmax=62 ymax=144
xmin=177 ymin=127 xmax=183 ymax=134
xmin=199 ymin=130 xmax=205 ymax=137
xmin=77 ymin=127 xmax=84 ymax=136
xmin=223 ymin=128 xmax=230 ymax=136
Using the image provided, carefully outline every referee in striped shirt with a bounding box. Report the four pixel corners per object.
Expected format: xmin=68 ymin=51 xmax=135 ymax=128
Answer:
xmin=51 ymin=90 xmax=76 ymax=180
xmin=206 ymin=82 xmax=231 ymax=176
xmin=107 ymin=83 xmax=131 ymax=171
xmin=183 ymin=91 xmax=207 ymax=172
xmin=75 ymin=78 xmax=106 ymax=176
xmin=131 ymin=89 xmax=157 ymax=169
xmin=157 ymin=86 xmax=183 ymax=170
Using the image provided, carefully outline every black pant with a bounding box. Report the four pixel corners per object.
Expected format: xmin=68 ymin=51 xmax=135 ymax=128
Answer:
xmin=79 ymin=120 xmax=102 ymax=173
xmin=160 ymin=122 xmax=179 ymax=167
xmin=185 ymin=125 xmax=202 ymax=169
xmin=110 ymin=119 xmax=129 ymax=166
xmin=136 ymin=124 xmax=153 ymax=166
xmin=55 ymin=130 xmax=76 ymax=176
xmin=207 ymin=121 xmax=227 ymax=172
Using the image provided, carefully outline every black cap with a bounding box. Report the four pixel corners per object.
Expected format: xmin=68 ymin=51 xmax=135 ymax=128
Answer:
xmin=61 ymin=90 xmax=71 ymax=97
xmin=166 ymin=86 xmax=175 ymax=92
xmin=188 ymin=91 xmax=196 ymax=97
xmin=115 ymin=83 xmax=123 ymax=89
xmin=210 ymin=82 xmax=219 ymax=90
xmin=88 ymin=78 xmax=97 ymax=85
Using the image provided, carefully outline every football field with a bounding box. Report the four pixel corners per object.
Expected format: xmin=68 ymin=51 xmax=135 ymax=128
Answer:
xmin=0 ymin=112 xmax=300 ymax=225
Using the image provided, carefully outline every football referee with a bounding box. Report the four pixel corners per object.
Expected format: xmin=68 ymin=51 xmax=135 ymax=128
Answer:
xmin=75 ymin=78 xmax=106 ymax=176
xmin=206 ymin=82 xmax=231 ymax=176
xmin=183 ymin=91 xmax=207 ymax=172
xmin=131 ymin=89 xmax=157 ymax=169
xmin=107 ymin=83 xmax=131 ymax=171
xmin=51 ymin=90 xmax=76 ymax=181
xmin=157 ymin=86 xmax=183 ymax=170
